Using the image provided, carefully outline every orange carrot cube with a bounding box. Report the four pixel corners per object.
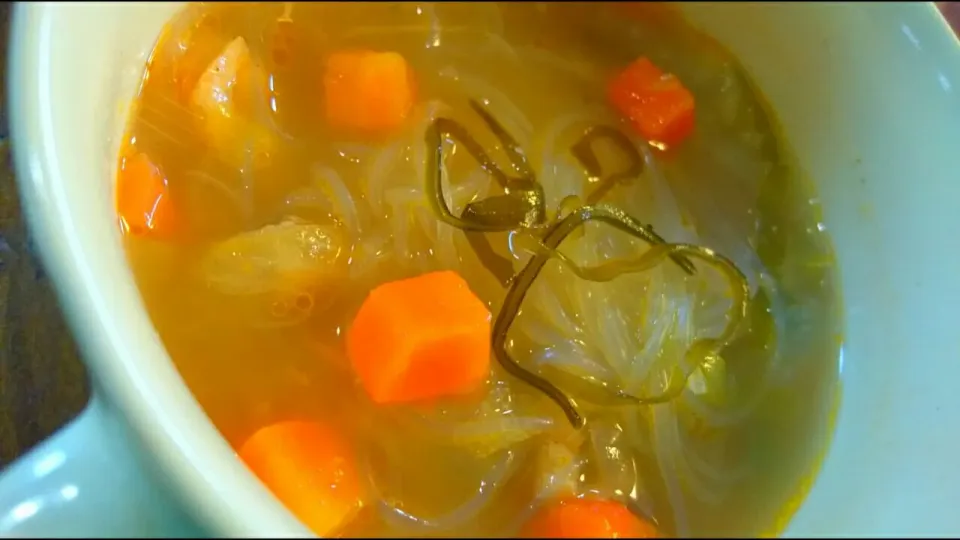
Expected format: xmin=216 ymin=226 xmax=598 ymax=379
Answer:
xmin=346 ymin=270 xmax=491 ymax=404
xmin=607 ymin=57 xmax=696 ymax=148
xmin=116 ymin=151 xmax=176 ymax=237
xmin=323 ymin=50 xmax=416 ymax=135
xmin=239 ymin=421 xmax=365 ymax=536
xmin=521 ymin=498 xmax=659 ymax=539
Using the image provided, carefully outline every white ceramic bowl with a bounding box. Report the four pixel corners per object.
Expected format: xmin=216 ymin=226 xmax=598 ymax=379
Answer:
xmin=2 ymin=2 xmax=959 ymax=537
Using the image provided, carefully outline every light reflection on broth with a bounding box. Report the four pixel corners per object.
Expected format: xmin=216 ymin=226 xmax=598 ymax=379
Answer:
xmin=118 ymin=2 xmax=842 ymax=537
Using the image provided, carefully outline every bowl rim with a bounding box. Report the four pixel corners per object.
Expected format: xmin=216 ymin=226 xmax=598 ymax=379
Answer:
xmin=6 ymin=3 xmax=312 ymax=536
xmin=8 ymin=1 xmax=960 ymax=538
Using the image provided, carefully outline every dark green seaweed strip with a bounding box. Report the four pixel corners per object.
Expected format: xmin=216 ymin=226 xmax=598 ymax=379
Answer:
xmin=460 ymin=196 xmax=537 ymax=285
xmin=425 ymin=119 xmax=519 ymax=232
xmin=425 ymin=115 xmax=546 ymax=227
xmin=570 ymin=125 xmax=645 ymax=205
xmin=425 ymin=104 xmax=547 ymax=284
xmin=570 ymin=126 xmax=695 ymax=274
xmin=468 ymin=100 xmax=535 ymax=181
xmin=493 ymin=205 xmax=747 ymax=425
xmin=423 ymin=104 xmax=719 ymax=422
xmin=492 ymin=206 xmax=657 ymax=426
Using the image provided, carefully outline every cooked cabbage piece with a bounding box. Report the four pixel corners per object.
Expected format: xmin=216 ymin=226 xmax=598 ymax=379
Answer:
xmin=201 ymin=217 xmax=347 ymax=296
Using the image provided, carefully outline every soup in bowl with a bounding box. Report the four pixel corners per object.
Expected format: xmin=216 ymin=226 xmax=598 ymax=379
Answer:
xmin=6 ymin=1 xmax=960 ymax=538
xmin=117 ymin=2 xmax=841 ymax=537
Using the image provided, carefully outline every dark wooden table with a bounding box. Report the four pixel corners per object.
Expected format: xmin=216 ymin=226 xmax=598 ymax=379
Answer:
xmin=0 ymin=2 xmax=957 ymax=466
xmin=0 ymin=2 xmax=89 ymax=466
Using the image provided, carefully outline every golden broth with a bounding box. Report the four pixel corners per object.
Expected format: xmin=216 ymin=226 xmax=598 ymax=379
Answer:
xmin=119 ymin=2 xmax=842 ymax=537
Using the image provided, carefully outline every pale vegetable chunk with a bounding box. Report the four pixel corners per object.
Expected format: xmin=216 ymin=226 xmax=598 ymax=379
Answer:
xmin=535 ymin=441 xmax=582 ymax=500
xmin=201 ymin=218 xmax=347 ymax=296
xmin=191 ymin=37 xmax=276 ymax=168
xmin=397 ymin=376 xmax=557 ymax=458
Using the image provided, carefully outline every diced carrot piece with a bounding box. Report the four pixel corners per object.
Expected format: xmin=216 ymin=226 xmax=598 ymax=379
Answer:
xmin=239 ymin=421 xmax=365 ymax=536
xmin=323 ymin=50 xmax=416 ymax=135
xmin=345 ymin=271 xmax=491 ymax=404
xmin=116 ymin=151 xmax=176 ymax=237
xmin=520 ymin=498 xmax=659 ymax=539
xmin=607 ymin=57 xmax=695 ymax=148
